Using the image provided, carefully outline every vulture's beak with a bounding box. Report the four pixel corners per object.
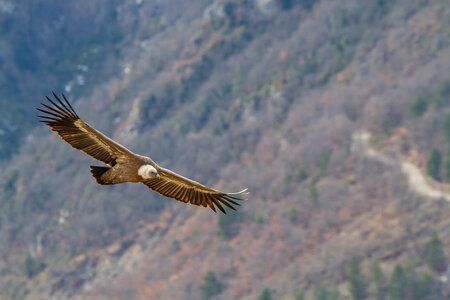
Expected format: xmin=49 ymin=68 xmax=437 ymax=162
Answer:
xmin=156 ymin=173 xmax=161 ymax=179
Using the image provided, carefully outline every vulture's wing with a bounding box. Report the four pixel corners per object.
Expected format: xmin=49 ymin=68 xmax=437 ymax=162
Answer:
xmin=142 ymin=168 xmax=248 ymax=214
xmin=37 ymin=92 xmax=133 ymax=166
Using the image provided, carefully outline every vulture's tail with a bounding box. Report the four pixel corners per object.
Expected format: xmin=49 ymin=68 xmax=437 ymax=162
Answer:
xmin=90 ymin=166 xmax=113 ymax=185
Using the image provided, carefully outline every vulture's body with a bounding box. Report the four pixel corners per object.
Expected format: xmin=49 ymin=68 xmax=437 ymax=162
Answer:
xmin=37 ymin=93 xmax=247 ymax=213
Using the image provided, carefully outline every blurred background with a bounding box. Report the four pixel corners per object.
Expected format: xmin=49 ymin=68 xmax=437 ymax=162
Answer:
xmin=0 ymin=0 xmax=449 ymax=299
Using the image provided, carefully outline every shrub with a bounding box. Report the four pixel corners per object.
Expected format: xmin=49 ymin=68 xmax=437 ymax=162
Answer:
xmin=414 ymin=272 xmax=433 ymax=299
xmin=259 ymin=288 xmax=273 ymax=300
xmin=293 ymin=164 xmax=309 ymax=182
xmin=426 ymin=148 xmax=442 ymax=180
xmin=288 ymin=206 xmax=298 ymax=222
xmin=294 ymin=288 xmax=305 ymax=300
xmin=425 ymin=232 xmax=447 ymax=272
xmin=23 ymin=252 xmax=39 ymax=278
xmin=217 ymin=210 xmax=242 ymax=239
xmin=318 ymin=153 xmax=330 ymax=177
xmin=443 ymin=113 xmax=450 ymax=141
xmin=347 ymin=255 xmax=369 ymax=299
xmin=200 ymin=271 xmax=224 ymax=300
xmin=370 ymin=258 xmax=387 ymax=299
xmin=408 ymin=93 xmax=427 ymax=116
xmin=388 ymin=264 xmax=407 ymax=300
xmin=445 ymin=148 xmax=450 ymax=180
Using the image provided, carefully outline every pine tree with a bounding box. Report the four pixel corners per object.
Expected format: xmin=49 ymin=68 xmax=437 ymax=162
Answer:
xmin=370 ymin=258 xmax=386 ymax=300
xmin=217 ymin=210 xmax=242 ymax=239
xmin=443 ymin=113 xmax=450 ymax=141
xmin=425 ymin=232 xmax=447 ymax=272
xmin=314 ymin=282 xmax=328 ymax=300
xmin=388 ymin=264 xmax=407 ymax=300
xmin=408 ymin=94 xmax=427 ymax=117
xmin=445 ymin=148 xmax=450 ymax=180
xmin=426 ymin=148 xmax=442 ymax=180
xmin=413 ymin=272 xmax=433 ymax=299
xmin=200 ymin=271 xmax=224 ymax=300
xmin=347 ymin=255 xmax=369 ymax=299
xmin=294 ymin=288 xmax=305 ymax=300
xmin=23 ymin=251 xmax=36 ymax=278
xmin=259 ymin=288 xmax=273 ymax=300
xmin=313 ymin=281 xmax=340 ymax=300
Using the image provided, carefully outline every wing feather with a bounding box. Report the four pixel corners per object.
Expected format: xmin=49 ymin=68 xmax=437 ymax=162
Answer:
xmin=142 ymin=167 xmax=247 ymax=214
xmin=37 ymin=93 xmax=134 ymax=166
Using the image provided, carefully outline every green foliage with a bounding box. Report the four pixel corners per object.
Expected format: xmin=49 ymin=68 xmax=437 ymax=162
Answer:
xmin=369 ymin=258 xmax=386 ymax=299
xmin=426 ymin=148 xmax=442 ymax=180
xmin=408 ymin=93 xmax=428 ymax=117
xmin=288 ymin=206 xmax=298 ymax=222
xmin=23 ymin=252 xmax=37 ymax=278
xmin=170 ymin=239 xmax=181 ymax=253
xmin=284 ymin=163 xmax=308 ymax=185
xmin=444 ymin=148 xmax=450 ymax=180
xmin=217 ymin=211 xmax=242 ymax=239
xmin=258 ymin=287 xmax=273 ymax=300
xmin=443 ymin=113 xmax=450 ymax=142
xmin=425 ymin=232 xmax=447 ymax=272
xmin=431 ymin=81 xmax=450 ymax=109
xmin=310 ymin=182 xmax=319 ymax=203
xmin=254 ymin=210 xmax=265 ymax=224
xmin=294 ymin=164 xmax=309 ymax=182
xmin=232 ymin=65 xmax=243 ymax=96
xmin=413 ymin=271 xmax=433 ymax=299
xmin=200 ymin=271 xmax=224 ymax=300
xmin=313 ymin=281 xmax=340 ymax=300
xmin=347 ymin=255 xmax=369 ymax=299
xmin=388 ymin=264 xmax=407 ymax=300
xmin=294 ymin=288 xmax=305 ymax=300
xmin=318 ymin=153 xmax=330 ymax=177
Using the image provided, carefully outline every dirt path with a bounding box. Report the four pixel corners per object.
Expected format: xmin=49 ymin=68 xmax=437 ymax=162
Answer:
xmin=352 ymin=131 xmax=450 ymax=202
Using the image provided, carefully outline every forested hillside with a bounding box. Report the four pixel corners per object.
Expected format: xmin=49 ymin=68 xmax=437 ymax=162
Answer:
xmin=0 ymin=0 xmax=449 ymax=299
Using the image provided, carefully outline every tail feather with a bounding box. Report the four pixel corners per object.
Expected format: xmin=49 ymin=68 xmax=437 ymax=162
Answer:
xmin=90 ymin=166 xmax=113 ymax=185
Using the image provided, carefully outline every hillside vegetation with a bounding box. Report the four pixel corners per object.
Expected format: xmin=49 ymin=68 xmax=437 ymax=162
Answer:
xmin=0 ymin=0 xmax=449 ymax=299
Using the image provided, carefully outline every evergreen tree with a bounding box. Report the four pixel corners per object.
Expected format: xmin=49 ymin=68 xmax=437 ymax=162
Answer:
xmin=327 ymin=284 xmax=341 ymax=300
xmin=23 ymin=251 xmax=36 ymax=278
xmin=259 ymin=287 xmax=273 ymax=300
xmin=413 ymin=272 xmax=433 ymax=300
xmin=425 ymin=232 xmax=447 ymax=272
xmin=347 ymin=255 xmax=369 ymax=299
xmin=408 ymin=94 xmax=427 ymax=117
xmin=443 ymin=113 xmax=450 ymax=141
xmin=294 ymin=288 xmax=305 ymax=300
xmin=370 ymin=258 xmax=386 ymax=300
xmin=318 ymin=152 xmax=330 ymax=177
xmin=388 ymin=264 xmax=407 ymax=300
xmin=445 ymin=148 xmax=450 ymax=180
xmin=200 ymin=271 xmax=224 ymax=300
xmin=314 ymin=281 xmax=340 ymax=300
xmin=314 ymin=282 xmax=328 ymax=300
xmin=426 ymin=149 xmax=442 ymax=180
xmin=217 ymin=210 xmax=242 ymax=239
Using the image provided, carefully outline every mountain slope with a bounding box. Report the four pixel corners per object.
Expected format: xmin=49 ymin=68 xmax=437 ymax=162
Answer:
xmin=0 ymin=0 xmax=449 ymax=299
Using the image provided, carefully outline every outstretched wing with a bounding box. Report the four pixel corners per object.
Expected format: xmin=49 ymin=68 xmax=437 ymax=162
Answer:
xmin=37 ymin=92 xmax=133 ymax=166
xmin=142 ymin=167 xmax=248 ymax=214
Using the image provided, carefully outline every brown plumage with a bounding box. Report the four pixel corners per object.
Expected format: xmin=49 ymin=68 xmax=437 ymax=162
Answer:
xmin=37 ymin=92 xmax=247 ymax=213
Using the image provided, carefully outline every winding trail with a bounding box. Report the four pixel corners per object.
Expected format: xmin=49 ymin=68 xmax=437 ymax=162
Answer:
xmin=352 ymin=131 xmax=450 ymax=202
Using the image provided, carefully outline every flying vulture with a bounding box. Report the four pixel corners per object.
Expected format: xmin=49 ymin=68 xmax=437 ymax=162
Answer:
xmin=37 ymin=92 xmax=247 ymax=213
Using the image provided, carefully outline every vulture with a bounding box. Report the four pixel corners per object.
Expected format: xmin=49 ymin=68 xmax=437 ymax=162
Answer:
xmin=37 ymin=92 xmax=247 ymax=213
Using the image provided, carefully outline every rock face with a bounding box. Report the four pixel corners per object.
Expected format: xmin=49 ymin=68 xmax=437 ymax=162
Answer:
xmin=254 ymin=0 xmax=280 ymax=16
xmin=203 ymin=2 xmax=226 ymax=24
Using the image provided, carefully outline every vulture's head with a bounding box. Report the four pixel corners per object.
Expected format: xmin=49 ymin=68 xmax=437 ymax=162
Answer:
xmin=138 ymin=164 xmax=160 ymax=179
